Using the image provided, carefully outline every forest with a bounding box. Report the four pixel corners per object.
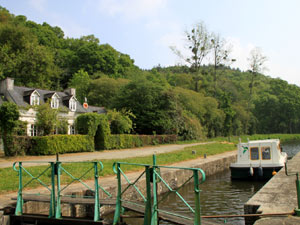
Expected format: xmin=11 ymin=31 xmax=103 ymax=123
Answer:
xmin=1 ymin=6 xmax=300 ymax=140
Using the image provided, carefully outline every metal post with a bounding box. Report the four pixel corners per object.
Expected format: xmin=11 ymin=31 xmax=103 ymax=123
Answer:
xmin=15 ymin=162 xmax=23 ymax=216
xmin=193 ymin=170 xmax=201 ymax=225
xmin=144 ymin=165 xmax=152 ymax=225
xmin=113 ymin=163 xmax=122 ymax=225
xmin=49 ymin=162 xmax=56 ymax=218
xmin=55 ymin=161 xmax=62 ymax=219
xmin=295 ymin=173 xmax=300 ymax=216
xmin=94 ymin=162 xmax=101 ymax=221
xmin=151 ymin=155 xmax=158 ymax=225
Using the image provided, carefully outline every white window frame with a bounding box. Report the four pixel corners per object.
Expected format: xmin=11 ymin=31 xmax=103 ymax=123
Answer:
xmin=51 ymin=94 xmax=59 ymax=109
xmin=70 ymin=125 xmax=75 ymax=135
xmin=30 ymin=91 xmax=40 ymax=106
xmin=69 ymin=97 xmax=77 ymax=111
xmin=30 ymin=124 xmax=38 ymax=136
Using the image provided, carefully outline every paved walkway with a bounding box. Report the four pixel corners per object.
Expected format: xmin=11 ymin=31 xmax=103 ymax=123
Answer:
xmin=0 ymin=142 xmax=212 ymax=168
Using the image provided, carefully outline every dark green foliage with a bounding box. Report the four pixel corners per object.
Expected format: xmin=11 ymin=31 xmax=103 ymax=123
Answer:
xmin=94 ymin=114 xmax=111 ymax=150
xmin=57 ymin=118 xmax=68 ymax=134
xmin=30 ymin=135 xmax=94 ymax=155
xmin=3 ymin=136 xmax=32 ymax=156
xmin=107 ymin=109 xmax=134 ymax=134
xmin=75 ymin=113 xmax=104 ymax=137
xmin=35 ymin=102 xmax=58 ymax=135
xmin=105 ymin=134 xmax=177 ymax=150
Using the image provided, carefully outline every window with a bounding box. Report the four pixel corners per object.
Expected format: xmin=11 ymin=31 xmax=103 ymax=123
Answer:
xmin=51 ymin=95 xmax=59 ymax=109
xmin=69 ymin=98 xmax=76 ymax=111
xmin=30 ymin=124 xmax=38 ymax=136
xmin=70 ymin=125 xmax=75 ymax=135
xmin=30 ymin=92 xmax=40 ymax=105
xmin=250 ymin=147 xmax=259 ymax=160
xmin=262 ymin=147 xmax=271 ymax=160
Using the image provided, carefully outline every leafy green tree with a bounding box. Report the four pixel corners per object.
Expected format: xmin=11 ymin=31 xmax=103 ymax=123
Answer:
xmin=87 ymin=76 xmax=129 ymax=108
xmin=36 ymin=102 xmax=58 ymax=135
xmin=107 ymin=109 xmax=134 ymax=134
xmin=114 ymin=79 xmax=178 ymax=134
xmin=0 ymin=102 xmax=20 ymax=156
xmin=69 ymin=69 xmax=90 ymax=103
xmin=219 ymin=92 xmax=235 ymax=137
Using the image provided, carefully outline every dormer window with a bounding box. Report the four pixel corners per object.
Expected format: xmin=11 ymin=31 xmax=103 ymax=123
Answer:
xmin=51 ymin=93 xmax=60 ymax=109
xmin=30 ymin=91 xmax=40 ymax=105
xmin=69 ymin=97 xmax=77 ymax=111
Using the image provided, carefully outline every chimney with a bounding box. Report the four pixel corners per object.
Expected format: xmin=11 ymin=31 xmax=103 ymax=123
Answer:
xmin=64 ymin=88 xmax=76 ymax=97
xmin=0 ymin=77 xmax=14 ymax=94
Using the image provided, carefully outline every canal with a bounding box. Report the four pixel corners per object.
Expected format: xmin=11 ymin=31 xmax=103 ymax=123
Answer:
xmin=117 ymin=141 xmax=300 ymax=225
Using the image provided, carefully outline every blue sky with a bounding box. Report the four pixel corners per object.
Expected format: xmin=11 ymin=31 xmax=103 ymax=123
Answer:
xmin=1 ymin=0 xmax=300 ymax=85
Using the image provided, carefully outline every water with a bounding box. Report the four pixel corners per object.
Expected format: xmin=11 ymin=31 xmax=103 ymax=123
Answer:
xmin=110 ymin=141 xmax=300 ymax=225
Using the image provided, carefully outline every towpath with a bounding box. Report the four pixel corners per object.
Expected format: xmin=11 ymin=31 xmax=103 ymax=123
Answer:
xmin=0 ymin=142 xmax=213 ymax=168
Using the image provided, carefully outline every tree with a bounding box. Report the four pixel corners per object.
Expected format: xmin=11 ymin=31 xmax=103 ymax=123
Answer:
xmin=210 ymin=33 xmax=235 ymax=96
xmin=35 ymin=102 xmax=58 ymax=135
xmin=0 ymin=102 xmax=20 ymax=156
xmin=107 ymin=109 xmax=134 ymax=134
xmin=170 ymin=22 xmax=211 ymax=92
xmin=69 ymin=69 xmax=90 ymax=103
xmin=247 ymin=47 xmax=267 ymax=98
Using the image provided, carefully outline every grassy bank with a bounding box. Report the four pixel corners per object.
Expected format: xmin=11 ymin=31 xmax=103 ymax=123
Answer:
xmin=0 ymin=142 xmax=235 ymax=194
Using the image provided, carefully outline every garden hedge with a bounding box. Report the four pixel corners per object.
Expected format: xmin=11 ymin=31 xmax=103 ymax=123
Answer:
xmin=105 ymin=134 xmax=177 ymax=150
xmin=29 ymin=135 xmax=94 ymax=155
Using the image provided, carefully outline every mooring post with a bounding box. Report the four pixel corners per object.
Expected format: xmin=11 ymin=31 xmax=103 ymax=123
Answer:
xmin=94 ymin=162 xmax=101 ymax=221
xmin=151 ymin=155 xmax=158 ymax=225
xmin=49 ymin=162 xmax=56 ymax=218
xmin=144 ymin=165 xmax=152 ymax=225
xmin=113 ymin=163 xmax=122 ymax=225
xmin=193 ymin=170 xmax=201 ymax=225
xmin=295 ymin=173 xmax=300 ymax=216
xmin=55 ymin=161 xmax=62 ymax=219
xmin=15 ymin=162 xmax=23 ymax=216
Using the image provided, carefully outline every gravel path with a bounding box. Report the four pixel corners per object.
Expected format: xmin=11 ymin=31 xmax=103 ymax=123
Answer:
xmin=0 ymin=142 xmax=213 ymax=168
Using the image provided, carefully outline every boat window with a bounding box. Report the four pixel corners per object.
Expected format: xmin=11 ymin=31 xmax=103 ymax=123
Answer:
xmin=262 ymin=147 xmax=271 ymax=160
xmin=250 ymin=147 xmax=259 ymax=160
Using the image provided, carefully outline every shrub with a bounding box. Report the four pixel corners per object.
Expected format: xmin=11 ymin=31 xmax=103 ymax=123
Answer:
xmin=105 ymin=134 xmax=177 ymax=150
xmin=29 ymin=135 xmax=94 ymax=155
xmin=94 ymin=114 xmax=111 ymax=150
xmin=2 ymin=136 xmax=32 ymax=156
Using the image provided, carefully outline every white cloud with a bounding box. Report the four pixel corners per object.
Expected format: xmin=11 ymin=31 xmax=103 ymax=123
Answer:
xmin=95 ymin=0 xmax=167 ymax=21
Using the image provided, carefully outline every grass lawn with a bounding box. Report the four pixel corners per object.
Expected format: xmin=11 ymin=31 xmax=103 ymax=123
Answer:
xmin=0 ymin=142 xmax=235 ymax=194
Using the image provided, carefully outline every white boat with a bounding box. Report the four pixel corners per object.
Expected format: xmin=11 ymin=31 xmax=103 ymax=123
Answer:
xmin=230 ymin=139 xmax=287 ymax=180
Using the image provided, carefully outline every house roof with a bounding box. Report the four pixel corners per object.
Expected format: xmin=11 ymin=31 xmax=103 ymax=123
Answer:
xmin=2 ymin=85 xmax=105 ymax=114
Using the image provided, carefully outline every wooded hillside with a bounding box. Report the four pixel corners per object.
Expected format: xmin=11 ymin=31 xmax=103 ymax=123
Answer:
xmin=1 ymin=7 xmax=300 ymax=139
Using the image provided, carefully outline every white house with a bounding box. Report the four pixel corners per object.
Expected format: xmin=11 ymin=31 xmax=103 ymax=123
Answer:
xmin=0 ymin=77 xmax=105 ymax=136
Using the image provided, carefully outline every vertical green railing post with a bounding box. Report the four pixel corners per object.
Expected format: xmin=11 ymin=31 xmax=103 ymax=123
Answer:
xmin=94 ymin=162 xmax=101 ymax=221
xmin=295 ymin=173 xmax=300 ymax=216
xmin=55 ymin=161 xmax=62 ymax=219
xmin=15 ymin=162 xmax=23 ymax=216
xmin=144 ymin=165 xmax=152 ymax=225
xmin=49 ymin=162 xmax=56 ymax=218
xmin=193 ymin=170 xmax=201 ymax=225
xmin=151 ymin=155 xmax=158 ymax=225
xmin=113 ymin=163 xmax=122 ymax=225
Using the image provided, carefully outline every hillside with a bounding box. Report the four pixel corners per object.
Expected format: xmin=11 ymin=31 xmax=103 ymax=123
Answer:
xmin=1 ymin=6 xmax=300 ymax=138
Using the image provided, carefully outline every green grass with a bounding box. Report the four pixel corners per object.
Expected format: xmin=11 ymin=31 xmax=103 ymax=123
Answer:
xmin=0 ymin=142 xmax=235 ymax=194
xmin=2 ymin=133 xmax=300 ymax=194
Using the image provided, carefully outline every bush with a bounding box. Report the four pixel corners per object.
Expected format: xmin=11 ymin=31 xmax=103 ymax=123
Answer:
xmin=3 ymin=136 xmax=32 ymax=156
xmin=29 ymin=135 xmax=94 ymax=155
xmin=105 ymin=134 xmax=177 ymax=150
xmin=94 ymin=114 xmax=111 ymax=150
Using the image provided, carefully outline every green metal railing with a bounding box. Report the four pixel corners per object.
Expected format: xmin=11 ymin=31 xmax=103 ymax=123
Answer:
xmin=13 ymin=160 xmax=111 ymax=221
xmin=112 ymin=155 xmax=206 ymax=225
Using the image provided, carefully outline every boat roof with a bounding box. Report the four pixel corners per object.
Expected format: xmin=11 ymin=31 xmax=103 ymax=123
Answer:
xmin=241 ymin=139 xmax=280 ymax=145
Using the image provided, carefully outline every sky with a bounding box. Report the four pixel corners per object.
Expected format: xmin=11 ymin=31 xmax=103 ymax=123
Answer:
xmin=1 ymin=0 xmax=300 ymax=86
